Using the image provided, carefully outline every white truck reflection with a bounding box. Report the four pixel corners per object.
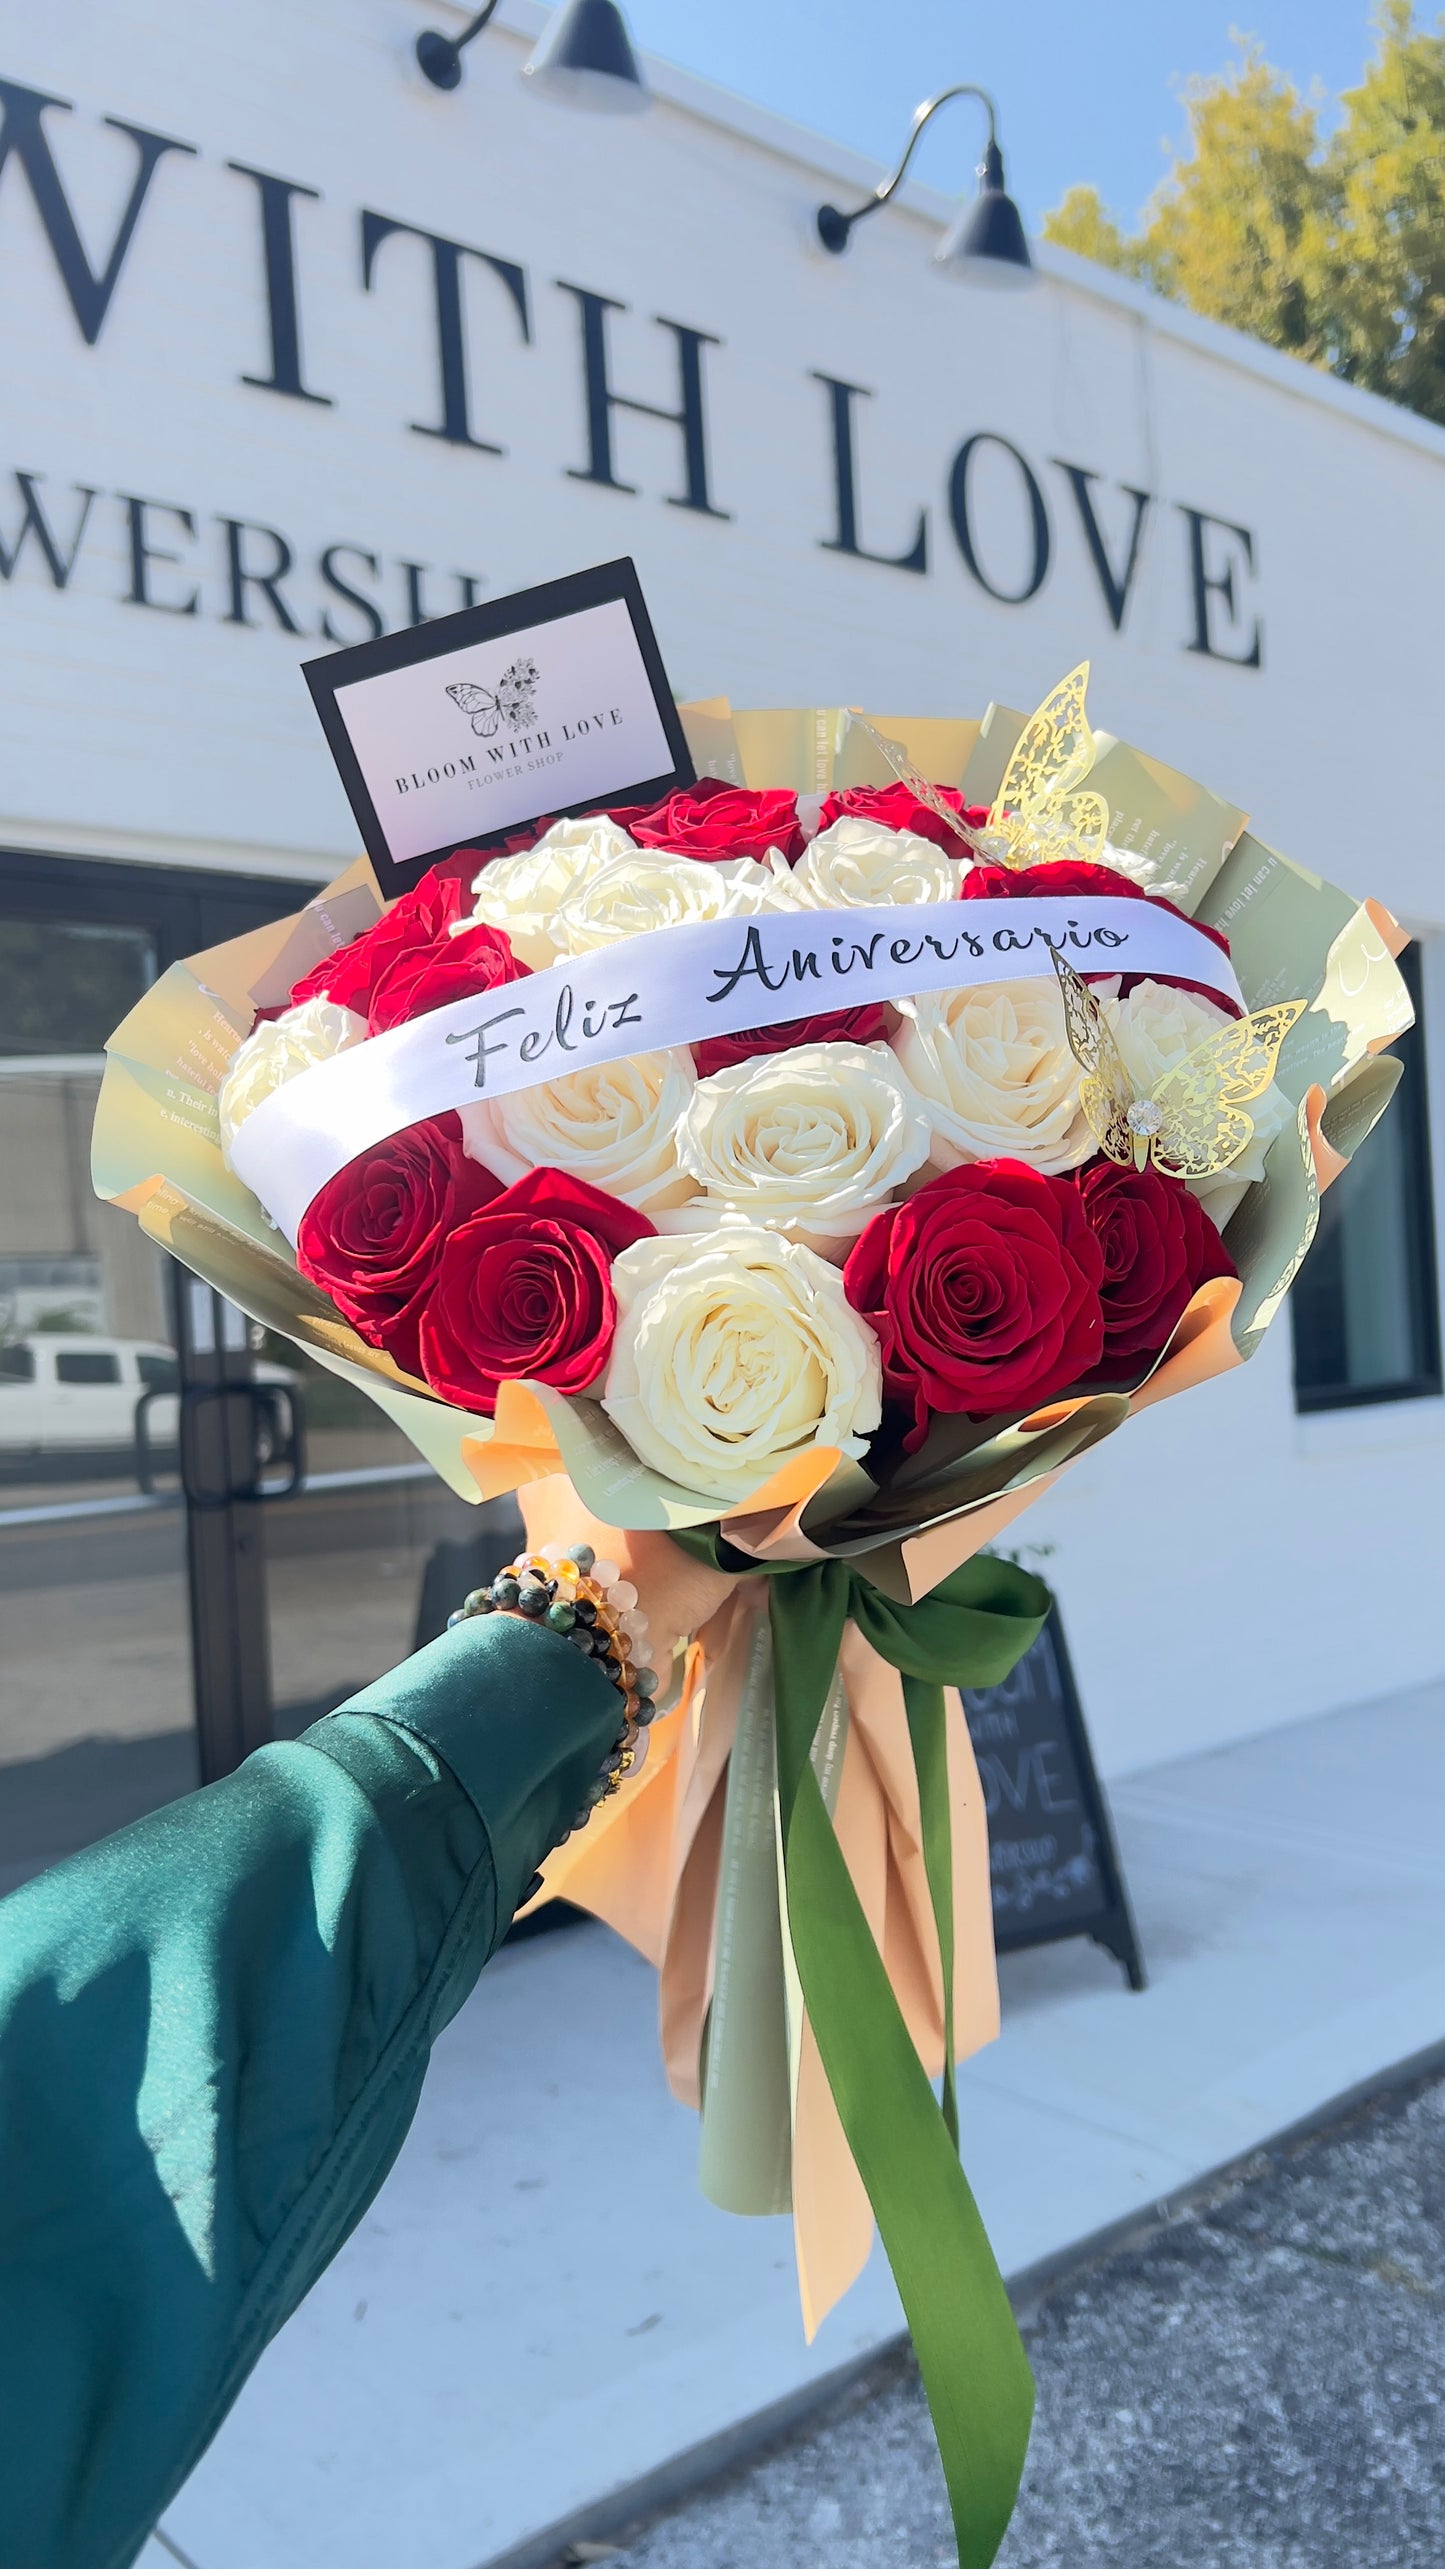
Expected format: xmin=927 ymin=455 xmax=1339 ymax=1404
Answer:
xmin=0 ymin=1336 xmax=297 ymax=1462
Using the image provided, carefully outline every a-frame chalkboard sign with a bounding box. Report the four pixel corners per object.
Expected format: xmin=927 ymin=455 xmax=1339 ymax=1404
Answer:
xmin=961 ymin=1605 xmax=1145 ymax=1990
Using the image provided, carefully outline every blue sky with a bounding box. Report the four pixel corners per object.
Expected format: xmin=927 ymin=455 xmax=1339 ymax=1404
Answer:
xmin=622 ymin=2 xmax=1388 ymax=231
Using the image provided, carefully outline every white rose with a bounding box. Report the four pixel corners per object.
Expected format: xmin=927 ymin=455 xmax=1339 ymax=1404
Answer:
xmin=551 ymin=846 xmax=789 ymax=954
xmin=464 ymin=816 xmax=638 ymax=967
xmin=892 ymin=980 xmax=1093 ymax=1174
xmin=665 ymin=1041 xmax=933 ymax=1247
xmin=602 ymin=1225 xmax=883 ymax=1504
xmin=459 ymin=1048 xmax=700 ymax=1213
xmin=1102 ymin=977 xmax=1290 ymax=1229
xmin=218 ymin=997 xmax=364 ymax=1162
xmin=782 ymin=815 xmax=970 ymax=909
xmin=1102 ymin=976 xmax=1235 ymax=1084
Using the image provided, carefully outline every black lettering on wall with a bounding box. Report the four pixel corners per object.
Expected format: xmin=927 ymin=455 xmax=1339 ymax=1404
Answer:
xmin=227 ymin=163 xmax=334 ymax=407
xmin=120 ymin=494 xmax=199 ymax=614
xmin=1053 ymin=462 xmax=1151 ymax=631
xmin=813 ymin=374 xmax=927 ymax=574
xmin=399 ymin=561 xmax=488 ymax=626
xmin=0 ymin=470 xmax=96 ymax=586
xmin=219 ymin=516 xmax=301 ymax=631
xmin=948 ymin=433 xmax=1051 ymax=602
xmin=0 ymin=80 xmax=195 ymax=345
xmin=319 ymin=542 xmax=384 ymax=642
xmin=555 ymin=284 xmax=729 ymax=517
xmin=360 ymin=213 xmax=530 ymax=451
xmin=1179 ymin=506 xmax=1262 ymax=668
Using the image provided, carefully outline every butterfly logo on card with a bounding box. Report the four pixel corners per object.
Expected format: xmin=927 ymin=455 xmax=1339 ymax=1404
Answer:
xmin=445 ymin=656 xmax=541 ymax=739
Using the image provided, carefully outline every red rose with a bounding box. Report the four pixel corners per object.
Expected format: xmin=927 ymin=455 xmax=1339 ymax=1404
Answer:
xmin=1075 ymin=1159 xmax=1235 ymax=1378
xmin=843 ymin=1160 xmax=1105 ymax=1444
xmin=296 ymin=1113 xmax=499 ymax=1378
xmin=288 ymin=870 xmax=527 ymax=1036
xmin=961 ymin=858 xmax=1146 ymax=908
xmin=817 ymin=782 xmax=987 ymax=852
xmin=363 ymin=921 xmax=528 ymax=1035
xmin=694 ymin=1002 xmax=888 ymax=1077
xmin=960 ymin=859 xmax=1236 ymax=1006
xmin=288 ymin=869 xmax=466 ymax=1015
xmin=608 ymin=778 xmax=805 ymax=863
xmin=419 ymin=1166 xmax=654 ymax=1415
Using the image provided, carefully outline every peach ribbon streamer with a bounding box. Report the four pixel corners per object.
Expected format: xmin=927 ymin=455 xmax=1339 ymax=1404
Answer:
xmin=525 ymin=1584 xmax=999 ymax=2336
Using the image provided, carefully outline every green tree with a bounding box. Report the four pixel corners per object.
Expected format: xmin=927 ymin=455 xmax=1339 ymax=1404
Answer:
xmin=1043 ymin=185 xmax=1152 ymax=281
xmin=1322 ymin=5 xmax=1445 ymax=413
xmin=1043 ymin=5 xmax=1445 ymax=427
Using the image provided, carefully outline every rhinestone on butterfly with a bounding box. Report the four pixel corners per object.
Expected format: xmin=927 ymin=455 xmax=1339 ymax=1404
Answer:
xmin=1051 ymin=947 xmax=1306 ymax=1178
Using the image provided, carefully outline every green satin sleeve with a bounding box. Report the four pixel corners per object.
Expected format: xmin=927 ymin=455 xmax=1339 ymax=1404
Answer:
xmin=0 ymin=1613 xmax=620 ymax=2569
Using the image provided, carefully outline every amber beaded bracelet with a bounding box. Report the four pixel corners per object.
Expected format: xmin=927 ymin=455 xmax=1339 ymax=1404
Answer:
xmin=448 ymin=1541 xmax=660 ymax=1844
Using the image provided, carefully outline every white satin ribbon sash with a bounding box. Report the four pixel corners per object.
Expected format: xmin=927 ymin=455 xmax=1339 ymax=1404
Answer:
xmin=229 ymin=895 xmax=1242 ymax=1241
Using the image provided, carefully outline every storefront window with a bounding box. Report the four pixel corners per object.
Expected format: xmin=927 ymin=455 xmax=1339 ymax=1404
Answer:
xmin=1291 ymin=945 xmax=1441 ymax=1411
xmin=0 ymin=1041 xmax=193 ymax=1897
xmin=0 ymin=853 xmax=526 ymax=1892
xmin=253 ymin=1336 xmax=522 ymax=1737
xmin=0 ymin=917 xmax=158 ymax=1057
xmin=0 ymin=863 xmax=278 ymax=1892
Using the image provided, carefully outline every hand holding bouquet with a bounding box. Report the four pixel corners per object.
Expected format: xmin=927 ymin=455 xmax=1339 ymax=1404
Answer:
xmin=95 ymin=664 xmax=1413 ymax=2567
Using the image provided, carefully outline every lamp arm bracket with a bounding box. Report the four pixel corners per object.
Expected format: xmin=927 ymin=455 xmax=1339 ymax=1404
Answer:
xmin=454 ymin=0 xmax=505 ymax=50
xmin=814 ymin=83 xmax=1000 ymax=253
xmin=869 ymin=84 xmax=997 ymax=217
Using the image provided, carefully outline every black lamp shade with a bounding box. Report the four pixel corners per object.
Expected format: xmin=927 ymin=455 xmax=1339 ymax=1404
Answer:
xmin=936 ymin=179 xmax=1034 ymax=287
xmin=522 ymin=0 xmax=650 ymax=114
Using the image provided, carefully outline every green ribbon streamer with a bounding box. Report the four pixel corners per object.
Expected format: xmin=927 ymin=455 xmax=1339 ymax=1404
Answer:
xmin=674 ymin=1534 xmax=1050 ymax=2569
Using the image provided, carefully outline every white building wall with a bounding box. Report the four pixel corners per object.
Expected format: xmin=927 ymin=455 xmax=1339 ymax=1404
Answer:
xmin=2 ymin=0 xmax=1442 ymax=1773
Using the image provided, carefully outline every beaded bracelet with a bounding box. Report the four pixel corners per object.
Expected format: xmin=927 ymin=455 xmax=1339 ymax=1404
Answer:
xmin=447 ymin=1542 xmax=660 ymax=1846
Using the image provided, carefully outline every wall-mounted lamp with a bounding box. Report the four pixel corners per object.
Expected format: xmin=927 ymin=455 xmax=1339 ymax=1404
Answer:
xmin=815 ymin=86 xmax=1033 ymax=288
xmin=416 ymin=0 xmax=649 ymax=114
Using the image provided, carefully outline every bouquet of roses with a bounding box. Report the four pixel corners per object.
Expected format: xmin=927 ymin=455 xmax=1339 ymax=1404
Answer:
xmin=93 ymin=664 xmax=1413 ymax=2568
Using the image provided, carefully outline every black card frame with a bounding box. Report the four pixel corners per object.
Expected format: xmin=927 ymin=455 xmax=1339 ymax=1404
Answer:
xmin=301 ymin=557 xmax=696 ymax=898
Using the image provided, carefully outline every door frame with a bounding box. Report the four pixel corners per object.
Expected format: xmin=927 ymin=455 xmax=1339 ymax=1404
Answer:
xmin=1 ymin=844 xmax=321 ymax=1782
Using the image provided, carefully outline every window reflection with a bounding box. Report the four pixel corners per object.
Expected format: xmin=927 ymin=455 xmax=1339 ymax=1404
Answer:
xmin=254 ymin=1335 xmax=522 ymax=1734
xmin=0 ymin=917 xmax=156 ymax=1058
xmin=0 ymin=1062 xmax=193 ymax=1897
xmin=1292 ymin=944 xmax=1442 ymax=1410
xmin=0 ymin=1332 xmax=182 ymax=1466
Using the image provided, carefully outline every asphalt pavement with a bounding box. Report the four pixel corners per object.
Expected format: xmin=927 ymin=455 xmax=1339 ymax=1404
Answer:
xmin=600 ymin=2068 xmax=1445 ymax=2569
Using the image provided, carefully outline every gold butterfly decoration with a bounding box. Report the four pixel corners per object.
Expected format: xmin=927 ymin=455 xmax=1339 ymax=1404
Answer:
xmin=975 ymin=663 xmax=1111 ymax=871
xmin=1050 ymin=949 xmax=1307 ymax=1178
xmin=850 ymin=664 xmax=1112 ymax=872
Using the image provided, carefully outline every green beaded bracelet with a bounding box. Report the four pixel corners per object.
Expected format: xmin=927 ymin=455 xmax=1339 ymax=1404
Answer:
xmin=448 ymin=1541 xmax=661 ymax=1847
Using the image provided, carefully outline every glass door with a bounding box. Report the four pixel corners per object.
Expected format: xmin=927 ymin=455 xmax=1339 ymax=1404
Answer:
xmin=0 ymin=850 xmax=525 ymax=1896
xmin=169 ymin=1278 xmax=522 ymax=1770
xmin=256 ymin=1337 xmax=522 ymax=1740
xmin=0 ymin=904 xmax=194 ymax=1894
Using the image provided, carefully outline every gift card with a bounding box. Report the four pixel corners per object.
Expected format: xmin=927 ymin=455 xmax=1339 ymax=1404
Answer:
xmin=303 ymin=558 xmax=695 ymax=896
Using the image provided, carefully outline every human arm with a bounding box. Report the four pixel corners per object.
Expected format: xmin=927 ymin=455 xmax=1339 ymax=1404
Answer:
xmin=0 ymin=1588 xmax=688 ymax=2569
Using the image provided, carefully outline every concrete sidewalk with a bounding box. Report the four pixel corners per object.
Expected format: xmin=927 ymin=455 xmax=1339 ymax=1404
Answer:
xmin=600 ymin=2070 xmax=1445 ymax=2569
xmin=148 ymin=1676 xmax=1445 ymax=2569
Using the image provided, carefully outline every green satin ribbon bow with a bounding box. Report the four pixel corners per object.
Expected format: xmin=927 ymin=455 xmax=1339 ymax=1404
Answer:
xmin=673 ymin=1534 xmax=1050 ymax=2569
